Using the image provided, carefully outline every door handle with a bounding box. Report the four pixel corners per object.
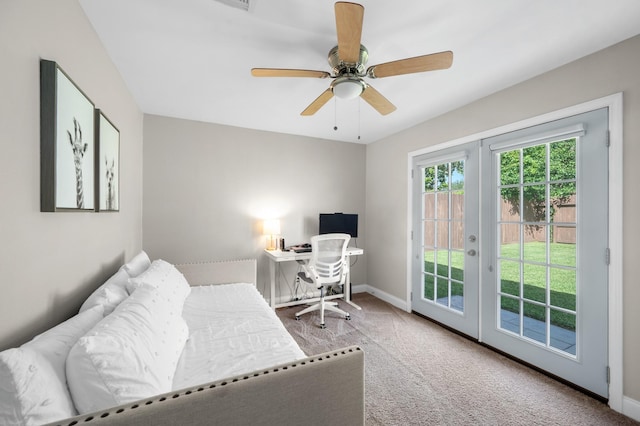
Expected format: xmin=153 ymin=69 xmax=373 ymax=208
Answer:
xmin=467 ymin=249 xmax=477 ymax=256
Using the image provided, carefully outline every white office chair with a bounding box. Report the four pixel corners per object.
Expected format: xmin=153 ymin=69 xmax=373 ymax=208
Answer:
xmin=295 ymin=233 xmax=351 ymax=329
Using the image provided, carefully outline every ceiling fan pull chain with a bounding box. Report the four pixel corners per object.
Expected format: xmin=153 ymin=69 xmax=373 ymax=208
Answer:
xmin=334 ymin=97 xmax=338 ymax=131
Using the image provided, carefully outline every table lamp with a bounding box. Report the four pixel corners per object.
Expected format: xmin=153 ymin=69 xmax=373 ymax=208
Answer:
xmin=263 ymin=219 xmax=281 ymax=251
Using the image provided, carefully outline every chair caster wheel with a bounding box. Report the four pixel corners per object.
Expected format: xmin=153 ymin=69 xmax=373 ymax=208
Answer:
xmin=320 ymin=323 xmax=326 ymax=329
xmin=295 ymin=316 xmax=300 ymax=321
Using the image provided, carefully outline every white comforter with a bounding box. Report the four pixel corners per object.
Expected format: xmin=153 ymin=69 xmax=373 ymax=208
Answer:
xmin=172 ymin=283 xmax=306 ymax=390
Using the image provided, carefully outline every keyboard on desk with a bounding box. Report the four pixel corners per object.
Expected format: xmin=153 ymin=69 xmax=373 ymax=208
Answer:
xmin=289 ymin=243 xmax=312 ymax=253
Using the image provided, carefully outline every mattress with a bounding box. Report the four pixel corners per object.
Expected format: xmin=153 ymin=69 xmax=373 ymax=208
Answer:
xmin=172 ymin=283 xmax=306 ymax=390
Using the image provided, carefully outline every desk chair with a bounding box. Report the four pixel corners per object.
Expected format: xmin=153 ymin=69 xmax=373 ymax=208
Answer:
xmin=295 ymin=233 xmax=351 ymax=329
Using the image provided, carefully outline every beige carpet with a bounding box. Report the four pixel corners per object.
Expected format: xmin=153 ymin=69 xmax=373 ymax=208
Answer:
xmin=276 ymin=293 xmax=637 ymax=425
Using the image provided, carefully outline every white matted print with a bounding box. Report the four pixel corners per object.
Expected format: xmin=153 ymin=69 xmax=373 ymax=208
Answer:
xmin=55 ymin=67 xmax=95 ymax=210
xmin=40 ymin=59 xmax=95 ymax=212
xmin=97 ymin=110 xmax=119 ymax=211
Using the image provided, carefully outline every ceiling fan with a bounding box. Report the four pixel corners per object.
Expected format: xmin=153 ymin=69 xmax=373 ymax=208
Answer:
xmin=251 ymin=1 xmax=453 ymax=116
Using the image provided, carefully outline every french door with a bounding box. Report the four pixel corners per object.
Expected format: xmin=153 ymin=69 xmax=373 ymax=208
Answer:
xmin=411 ymin=108 xmax=609 ymax=398
xmin=411 ymin=142 xmax=480 ymax=339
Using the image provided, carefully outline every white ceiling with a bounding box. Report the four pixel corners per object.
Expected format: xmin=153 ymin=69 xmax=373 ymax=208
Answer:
xmin=79 ymin=0 xmax=640 ymax=144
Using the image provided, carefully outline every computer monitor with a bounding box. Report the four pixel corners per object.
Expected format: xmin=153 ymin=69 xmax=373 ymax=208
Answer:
xmin=318 ymin=213 xmax=358 ymax=238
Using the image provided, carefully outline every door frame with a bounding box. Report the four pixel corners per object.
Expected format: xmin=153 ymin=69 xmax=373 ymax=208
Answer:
xmin=406 ymin=93 xmax=623 ymax=410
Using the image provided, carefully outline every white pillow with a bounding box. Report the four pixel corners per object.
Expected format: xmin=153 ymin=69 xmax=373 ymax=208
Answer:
xmin=66 ymin=283 xmax=189 ymax=414
xmin=0 ymin=305 xmax=104 ymax=425
xmin=79 ymin=269 xmax=129 ymax=315
xmin=126 ymin=259 xmax=191 ymax=298
xmin=121 ymin=250 xmax=151 ymax=278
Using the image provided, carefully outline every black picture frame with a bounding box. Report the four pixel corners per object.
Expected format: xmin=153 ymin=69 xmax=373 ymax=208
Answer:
xmin=95 ymin=110 xmax=120 ymax=212
xmin=40 ymin=59 xmax=95 ymax=212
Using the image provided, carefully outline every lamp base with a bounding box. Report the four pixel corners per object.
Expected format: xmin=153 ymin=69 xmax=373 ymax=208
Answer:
xmin=266 ymin=235 xmax=280 ymax=251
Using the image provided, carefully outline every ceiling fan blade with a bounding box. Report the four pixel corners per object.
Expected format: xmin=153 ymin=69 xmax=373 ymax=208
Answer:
xmin=360 ymin=84 xmax=396 ymax=115
xmin=367 ymin=51 xmax=453 ymax=78
xmin=301 ymin=89 xmax=334 ymax=116
xmin=251 ymin=68 xmax=330 ymax=78
xmin=335 ymin=2 xmax=364 ymax=63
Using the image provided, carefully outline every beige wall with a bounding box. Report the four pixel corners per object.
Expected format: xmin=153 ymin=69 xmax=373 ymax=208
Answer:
xmin=143 ymin=115 xmax=366 ymax=300
xmin=0 ymin=0 xmax=144 ymax=350
xmin=366 ymin=35 xmax=640 ymax=401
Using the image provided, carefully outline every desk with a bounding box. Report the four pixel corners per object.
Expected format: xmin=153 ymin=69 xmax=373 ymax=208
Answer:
xmin=263 ymin=248 xmax=363 ymax=310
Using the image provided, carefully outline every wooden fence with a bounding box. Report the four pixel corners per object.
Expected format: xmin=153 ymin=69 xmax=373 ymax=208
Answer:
xmin=424 ymin=194 xmax=576 ymax=248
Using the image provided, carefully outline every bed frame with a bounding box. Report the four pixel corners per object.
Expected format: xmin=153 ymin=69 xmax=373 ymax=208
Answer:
xmin=46 ymin=259 xmax=365 ymax=426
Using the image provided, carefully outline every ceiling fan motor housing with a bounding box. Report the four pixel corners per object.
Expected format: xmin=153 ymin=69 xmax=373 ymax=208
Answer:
xmin=328 ymin=44 xmax=368 ymax=76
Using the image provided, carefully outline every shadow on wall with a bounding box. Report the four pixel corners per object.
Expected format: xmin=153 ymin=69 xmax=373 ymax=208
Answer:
xmin=0 ymin=253 xmax=126 ymax=351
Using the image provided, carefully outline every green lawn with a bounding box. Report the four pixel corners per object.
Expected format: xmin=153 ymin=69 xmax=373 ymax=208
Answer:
xmin=423 ymin=250 xmax=464 ymax=301
xmin=424 ymin=242 xmax=577 ymax=330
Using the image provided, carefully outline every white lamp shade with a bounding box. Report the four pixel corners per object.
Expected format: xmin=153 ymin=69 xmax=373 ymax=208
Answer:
xmin=333 ymin=79 xmax=364 ymax=100
xmin=263 ymin=219 xmax=281 ymax=235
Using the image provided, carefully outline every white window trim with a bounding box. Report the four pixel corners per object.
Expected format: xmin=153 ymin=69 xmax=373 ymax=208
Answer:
xmin=407 ymin=92 xmax=623 ymax=411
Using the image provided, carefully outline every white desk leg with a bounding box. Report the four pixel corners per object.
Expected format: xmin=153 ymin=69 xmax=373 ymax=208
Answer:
xmin=344 ymin=256 xmax=361 ymax=310
xmin=269 ymin=259 xmax=277 ymax=309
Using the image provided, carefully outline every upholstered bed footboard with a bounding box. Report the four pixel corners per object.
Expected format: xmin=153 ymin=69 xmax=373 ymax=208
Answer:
xmin=46 ymin=346 xmax=364 ymax=426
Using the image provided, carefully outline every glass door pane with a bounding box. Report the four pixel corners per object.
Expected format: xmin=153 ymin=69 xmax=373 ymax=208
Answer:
xmin=422 ymin=161 xmax=465 ymax=312
xmin=496 ymin=139 xmax=577 ymax=356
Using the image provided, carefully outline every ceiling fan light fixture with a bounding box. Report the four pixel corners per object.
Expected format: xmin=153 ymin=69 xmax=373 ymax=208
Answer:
xmin=332 ymin=77 xmax=365 ymax=100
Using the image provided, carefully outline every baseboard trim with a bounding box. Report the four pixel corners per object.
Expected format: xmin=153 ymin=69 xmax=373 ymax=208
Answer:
xmin=353 ymin=284 xmax=408 ymax=311
xmin=623 ymin=396 xmax=640 ymax=422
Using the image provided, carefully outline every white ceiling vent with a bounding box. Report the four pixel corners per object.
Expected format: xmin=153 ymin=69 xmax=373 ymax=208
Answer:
xmin=213 ymin=0 xmax=251 ymax=12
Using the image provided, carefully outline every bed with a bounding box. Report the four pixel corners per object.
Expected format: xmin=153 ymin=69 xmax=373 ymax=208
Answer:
xmin=0 ymin=255 xmax=364 ymax=426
